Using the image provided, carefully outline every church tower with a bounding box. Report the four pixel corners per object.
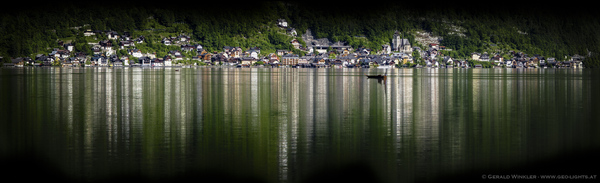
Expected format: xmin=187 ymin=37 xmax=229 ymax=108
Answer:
xmin=392 ymin=31 xmax=401 ymax=52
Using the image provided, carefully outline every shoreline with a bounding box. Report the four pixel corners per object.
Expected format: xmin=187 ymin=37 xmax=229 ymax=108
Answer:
xmin=1 ymin=65 xmax=584 ymax=69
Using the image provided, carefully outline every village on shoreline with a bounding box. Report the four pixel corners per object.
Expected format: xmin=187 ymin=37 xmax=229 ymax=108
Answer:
xmin=1 ymin=19 xmax=586 ymax=69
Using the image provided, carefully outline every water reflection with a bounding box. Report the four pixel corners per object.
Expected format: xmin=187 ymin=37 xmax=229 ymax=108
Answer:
xmin=1 ymin=67 xmax=599 ymax=183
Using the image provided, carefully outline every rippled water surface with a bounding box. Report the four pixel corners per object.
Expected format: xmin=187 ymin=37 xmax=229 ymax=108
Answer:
xmin=1 ymin=67 xmax=599 ymax=182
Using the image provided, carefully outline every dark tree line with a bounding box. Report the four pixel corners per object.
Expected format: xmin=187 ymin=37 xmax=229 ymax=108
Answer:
xmin=2 ymin=1 xmax=599 ymax=67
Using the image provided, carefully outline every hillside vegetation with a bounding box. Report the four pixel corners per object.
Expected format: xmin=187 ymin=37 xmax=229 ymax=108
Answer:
xmin=2 ymin=1 xmax=599 ymax=67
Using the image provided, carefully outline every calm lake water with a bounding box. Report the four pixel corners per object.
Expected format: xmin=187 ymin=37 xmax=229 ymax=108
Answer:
xmin=1 ymin=67 xmax=599 ymax=183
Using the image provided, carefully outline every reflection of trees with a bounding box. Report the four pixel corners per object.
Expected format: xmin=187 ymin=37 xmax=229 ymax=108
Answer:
xmin=13 ymin=67 xmax=595 ymax=183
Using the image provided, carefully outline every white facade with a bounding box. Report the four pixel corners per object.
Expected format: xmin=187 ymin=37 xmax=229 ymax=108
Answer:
xmin=122 ymin=58 xmax=129 ymax=66
xmin=131 ymin=51 xmax=143 ymax=58
xmin=250 ymin=51 xmax=258 ymax=59
xmin=83 ymin=31 xmax=95 ymax=36
xmin=471 ymin=53 xmax=480 ymax=61
xmin=278 ymin=19 xmax=288 ymax=27
xmin=107 ymin=32 xmax=118 ymax=40
xmin=291 ymin=39 xmax=301 ymax=49
xmin=382 ymin=45 xmax=391 ymax=54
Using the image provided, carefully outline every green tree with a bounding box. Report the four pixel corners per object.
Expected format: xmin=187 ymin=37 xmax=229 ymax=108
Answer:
xmin=412 ymin=50 xmax=421 ymax=63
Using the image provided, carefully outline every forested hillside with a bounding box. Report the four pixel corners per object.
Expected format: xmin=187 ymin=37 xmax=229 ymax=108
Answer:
xmin=2 ymin=1 xmax=599 ymax=67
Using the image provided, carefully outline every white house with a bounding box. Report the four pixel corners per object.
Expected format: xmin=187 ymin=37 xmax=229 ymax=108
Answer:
xmin=429 ymin=43 xmax=438 ymax=49
xmin=121 ymin=56 xmax=130 ymax=66
xmin=382 ymin=44 xmax=391 ymax=54
xmin=170 ymin=51 xmax=183 ymax=60
xmin=130 ymin=49 xmax=143 ymax=58
xmin=443 ymin=56 xmax=453 ymax=65
xmin=307 ymin=46 xmax=314 ymax=53
xmin=479 ymin=53 xmax=490 ymax=61
xmin=162 ymin=38 xmax=171 ymax=45
xmin=291 ymin=39 xmax=301 ymax=49
xmin=134 ymin=36 xmax=144 ymax=43
xmin=107 ymin=31 xmax=119 ymax=40
xmin=83 ymin=30 xmax=95 ymax=36
xmin=471 ymin=52 xmax=481 ymax=61
xmin=277 ymin=19 xmax=288 ymax=28
xmin=248 ymin=51 xmax=258 ymax=59
xmin=64 ymin=44 xmax=74 ymax=52
xmin=178 ymin=35 xmax=190 ymax=42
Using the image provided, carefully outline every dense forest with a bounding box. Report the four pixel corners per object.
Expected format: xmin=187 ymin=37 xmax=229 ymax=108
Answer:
xmin=2 ymin=1 xmax=600 ymax=67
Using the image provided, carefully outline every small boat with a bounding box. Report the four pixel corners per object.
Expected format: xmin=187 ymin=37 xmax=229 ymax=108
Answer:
xmin=366 ymin=69 xmax=388 ymax=79
xmin=366 ymin=73 xmax=387 ymax=85
xmin=366 ymin=75 xmax=386 ymax=79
